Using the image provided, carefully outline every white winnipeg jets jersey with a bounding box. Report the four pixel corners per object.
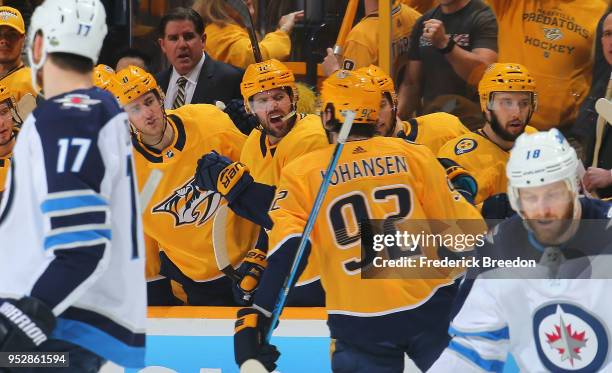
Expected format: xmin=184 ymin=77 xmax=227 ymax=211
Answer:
xmin=0 ymin=88 xmax=146 ymax=368
xmin=429 ymin=198 xmax=612 ymax=373
xmin=430 ymin=278 xmax=612 ymax=373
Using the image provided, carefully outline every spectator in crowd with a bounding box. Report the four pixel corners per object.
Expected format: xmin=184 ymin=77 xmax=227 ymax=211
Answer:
xmin=583 ymin=11 xmax=612 ymax=199
xmin=193 ymin=0 xmax=303 ymax=69
xmin=321 ymin=0 xmax=421 ymax=84
xmin=156 ymin=7 xmax=243 ymax=109
xmin=115 ymin=47 xmax=152 ymax=72
xmin=573 ymin=8 xmax=612 ymax=165
xmin=0 ymin=6 xmax=36 ymax=101
xmin=398 ymin=0 xmax=498 ymax=124
xmin=486 ymin=0 xmax=607 ymax=131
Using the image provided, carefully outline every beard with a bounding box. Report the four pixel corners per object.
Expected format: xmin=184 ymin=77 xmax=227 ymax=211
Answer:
xmin=489 ymin=111 xmax=525 ymax=142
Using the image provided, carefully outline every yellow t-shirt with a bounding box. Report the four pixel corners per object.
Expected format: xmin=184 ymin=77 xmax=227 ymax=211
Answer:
xmin=0 ymin=64 xmax=36 ymax=103
xmin=240 ymin=114 xmax=328 ymax=286
xmin=205 ymin=22 xmax=291 ymax=69
xmin=343 ymin=4 xmax=421 ymax=72
xmin=486 ymin=0 xmax=607 ymax=130
xmin=134 ymin=104 xmax=251 ymax=283
xmin=400 ymin=112 xmax=471 ymax=154
xmin=268 ymin=136 xmax=483 ymax=315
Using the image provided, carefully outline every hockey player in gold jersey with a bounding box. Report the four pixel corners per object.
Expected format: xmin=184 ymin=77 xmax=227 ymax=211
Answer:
xmin=112 ymin=65 xmax=251 ymax=305
xmin=194 ymin=59 xmax=328 ymax=305
xmin=232 ymin=69 xmax=483 ymax=372
xmin=358 ymin=65 xmax=470 ymax=153
xmin=359 ymin=64 xmax=477 ymax=203
xmin=438 ymin=63 xmax=539 ymax=208
xmin=0 ymin=85 xmax=21 ymax=197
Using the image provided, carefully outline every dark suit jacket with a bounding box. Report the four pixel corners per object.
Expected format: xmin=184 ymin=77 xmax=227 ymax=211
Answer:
xmin=156 ymin=52 xmax=244 ymax=106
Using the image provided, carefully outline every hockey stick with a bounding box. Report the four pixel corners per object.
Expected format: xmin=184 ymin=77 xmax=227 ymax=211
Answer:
xmin=591 ymin=72 xmax=612 ymax=168
xmin=333 ymin=0 xmax=359 ymax=56
xmin=264 ymin=110 xmax=356 ymax=343
xmin=226 ymin=0 xmax=263 ymax=62
xmin=139 ymin=169 xmax=163 ymax=214
xmin=212 ymin=203 xmax=242 ymax=282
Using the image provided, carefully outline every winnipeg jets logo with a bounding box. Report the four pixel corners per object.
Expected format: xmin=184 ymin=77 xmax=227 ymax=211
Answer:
xmin=543 ymin=27 xmax=563 ymax=41
xmin=545 ymin=314 xmax=587 ymax=366
xmin=534 ymin=303 xmax=608 ymax=372
xmin=54 ymin=94 xmax=101 ymax=111
xmin=152 ymin=177 xmax=222 ymax=227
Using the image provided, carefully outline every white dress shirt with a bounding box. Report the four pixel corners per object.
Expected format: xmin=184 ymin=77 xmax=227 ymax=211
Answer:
xmin=164 ymin=52 xmax=206 ymax=108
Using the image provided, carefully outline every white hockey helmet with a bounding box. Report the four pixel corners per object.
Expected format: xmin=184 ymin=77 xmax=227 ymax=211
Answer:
xmin=506 ymin=128 xmax=579 ymax=213
xmin=27 ymin=0 xmax=108 ymax=91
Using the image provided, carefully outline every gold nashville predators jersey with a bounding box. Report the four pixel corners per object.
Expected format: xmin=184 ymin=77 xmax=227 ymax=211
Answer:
xmin=133 ymin=104 xmax=253 ymax=282
xmin=0 ymin=65 xmax=36 ymax=102
xmin=205 ymin=22 xmax=291 ymax=69
xmin=437 ymin=126 xmax=538 ymax=205
xmin=268 ymin=137 xmax=483 ymax=315
xmin=344 ymin=4 xmax=421 ymax=71
xmin=0 ymin=156 xmax=10 ymax=193
xmin=241 ymin=113 xmax=328 ymax=285
xmin=400 ymin=112 xmax=471 ymax=154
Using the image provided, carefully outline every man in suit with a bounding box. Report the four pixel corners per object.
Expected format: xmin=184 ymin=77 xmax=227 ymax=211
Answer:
xmin=156 ymin=7 xmax=243 ymax=109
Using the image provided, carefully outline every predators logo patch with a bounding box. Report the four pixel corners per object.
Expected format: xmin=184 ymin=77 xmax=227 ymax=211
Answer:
xmin=152 ymin=177 xmax=222 ymax=226
xmin=454 ymin=138 xmax=477 ymax=155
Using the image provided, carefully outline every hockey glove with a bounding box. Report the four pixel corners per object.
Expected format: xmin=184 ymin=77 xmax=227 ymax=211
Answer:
xmin=234 ymin=308 xmax=280 ymax=371
xmin=0 ymin=297 xmax=56 ymax=352
xmin=233 ymin=248 xmax=268 ymax=305
xmin=194 ymin=151 xmax=254 ymax=204
xmin=438 ymin=158 xmax=478 ymax=204
xmin=481 ymin=193 xmax=515 ymax=220
xmin=224 ymin=99 xmax=258 ymax=136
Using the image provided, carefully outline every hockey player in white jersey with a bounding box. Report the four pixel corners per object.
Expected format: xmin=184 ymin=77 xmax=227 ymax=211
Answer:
xmin=0 ymin=0 xmax=146 ymax=371
xmin=429 ymin=129 xmax=612 ymax=372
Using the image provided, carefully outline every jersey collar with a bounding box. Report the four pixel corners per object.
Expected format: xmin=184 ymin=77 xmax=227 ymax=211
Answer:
xmin=132 ymin=113 xmax=187 ymax=163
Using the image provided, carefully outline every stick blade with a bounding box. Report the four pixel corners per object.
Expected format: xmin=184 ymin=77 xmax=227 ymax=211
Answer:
xmin=16 ymin=93 xmax=37 ymax=119
xmin=240 ymin=359 xmax=269 ymax=373
xmin=595 ymin=98 xmax=612 ymax=125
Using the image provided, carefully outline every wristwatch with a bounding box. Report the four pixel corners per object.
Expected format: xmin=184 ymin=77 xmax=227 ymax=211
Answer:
xmin=438 ymin=37 xmax=456 ymax=54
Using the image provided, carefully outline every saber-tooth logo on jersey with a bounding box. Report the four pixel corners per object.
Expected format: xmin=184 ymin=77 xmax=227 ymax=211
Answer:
xmin=533 ymin=303 xmax=608 ymax=372
xmin=543 ymin=27 xmax=563 ymax=41
xmin=152 ymin=177 xmax=222 ymax=226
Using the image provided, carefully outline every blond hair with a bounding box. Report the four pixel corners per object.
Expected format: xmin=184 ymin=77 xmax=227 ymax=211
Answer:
xmin=193 ymin=0 xmax=237 ymax=27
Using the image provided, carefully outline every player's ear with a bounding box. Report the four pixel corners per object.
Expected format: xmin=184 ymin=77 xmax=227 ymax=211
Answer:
xmin=321 ymin=103 xmax=335 ymax=131
xmin=32 ymin=31 xmax=43 ymax=65
xmin=201 ymin=32 xmax=206 ymax=45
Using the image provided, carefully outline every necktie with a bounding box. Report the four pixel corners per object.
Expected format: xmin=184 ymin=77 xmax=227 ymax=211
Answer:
xmin=172 ymin=76 xmax=188 ymax=109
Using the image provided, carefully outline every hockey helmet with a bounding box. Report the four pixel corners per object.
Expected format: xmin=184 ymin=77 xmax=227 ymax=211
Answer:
xmin=27 ymin=0 xmax=108 ymax=92
xmin=112 ymin=65 xmax=164 ymax=106
xmin=506 ymin=128 xmax=579 ymax=214
xmin=320 ymin=69 xmax=383 ymax=125
xmin=478 ymin=63 xmax=537 ymax=113
xmin=93 ymin=64 xmax=116 ymax=91
xmin=241 ymin=59 xmax=297 ymax=113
